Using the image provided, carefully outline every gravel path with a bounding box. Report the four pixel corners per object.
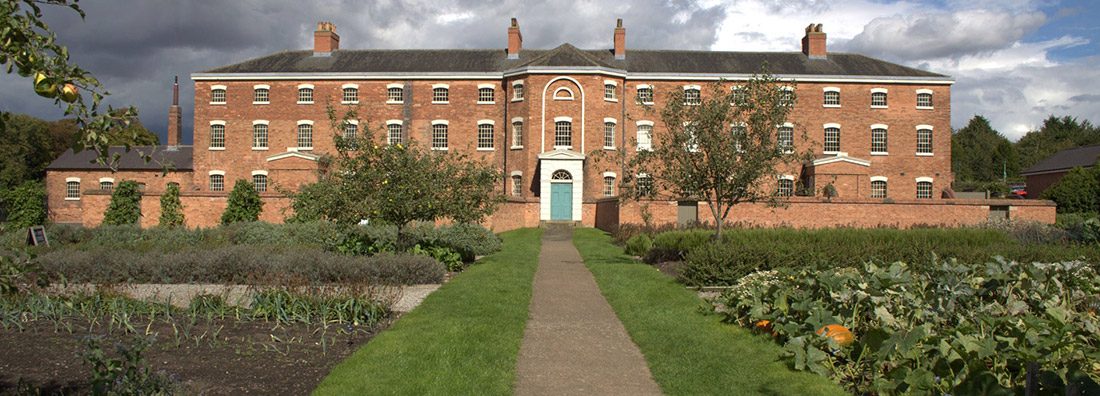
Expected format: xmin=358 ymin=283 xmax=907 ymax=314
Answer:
xmin=514 ymin=225 xmax=662 ymax=395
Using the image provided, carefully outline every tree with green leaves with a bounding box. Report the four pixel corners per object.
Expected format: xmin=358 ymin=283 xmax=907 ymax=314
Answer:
xmin=951 ymin=115 xmax=1018 ymax=182
xmin=623 ymin=68 xmax=812 ymax=238
xmin=2 ymin=0 xmax=142 ymax=167
xmin=1016 ymin=116 xmax=1100 ymax=172
xmin=102 ymin=180 xmax=141 ymax=225
xmin=290 ymin=106 xmax=501 ymax=249
xmin=158 ymin=182 xmax=184 ymax=227
xmin=0 ymin=180 xmax=46 ymax=228
xmin=1041 ymin=166 xmax=1100 ymax=214
xmin=221 ymin=180 xmax=263 ymax=224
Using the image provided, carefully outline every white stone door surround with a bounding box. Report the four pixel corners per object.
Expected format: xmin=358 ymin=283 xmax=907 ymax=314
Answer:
xmin=538 ymin=149 xmax=585 ymax=221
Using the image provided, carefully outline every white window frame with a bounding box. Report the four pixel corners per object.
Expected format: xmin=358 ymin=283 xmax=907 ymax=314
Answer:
xmin=252 ymin=84 xmax=270 ymax=105
xmin=296 ymin=120 xmax=314 ymax=150
xmin=604 ymin=80 xmax=618 ymax=102
xmin=385 ymin=120 xmax=404 ymax=145
xmin=210 ymin=85 xmax=227 ymax=105
xmin=432 ymin=84 xmax=449 ymax=104
xmin=823 ymin=123 xmax=841 ymax=154
xmin=777 ymin=122 xmax=794 ymax=154
xmin=511 ymin=81 xmax=525 ymax=102
xmin=731 ymin=85 xmax=746 ymax=106
xmin=65 ymin=177 xmax=81 ymax=200
xmin=251 ymin=170 xmax=269 ymax=193
xmin=870 ymin=176 xmax=888 ymax=198
xmin=636 ymin=84 xmax=654 ymax=105
xmin=870 ymin=88 xmax=888 ymax=109
xmin=553 ymin=87 xmax=574 ymax=101
xmin=297 ymin=84 xmax=315 ymax=104
xmin=916 ymin=177 xmax=934 ymax=199
xmin=386 ymin=83 xmax=404 ymax=104
xmin=916 ymin=125 xmax=934 ymax=156
xmin=602 ymin=171 xmax=618 ymax=197
xmin=209 ymin=170 xmax=226 ymax=192
xmin=683 ymin=84 xmax=702 ymax=106
xmin=823 ymin=87 xmax=840 ymax=108
xmin=636 ymin=120 xmax=654 ymax=151
xmin=511 ymin=170 xmax=523 ymax=197
xmin=779 ymin=86 xmax=795 ymax=107
xmin=252 ymin=120 xmax=269 ymax=151
xmin=341 ymin=83 xmax=359 ymax=104
xmin=603 ymin=118 xmax=617 ymax=150
xmin=553 ymin=116 xmax=573 ymax=149
xmin=209 ymin=120 xmax=226 ymax=151
xmin=511 ymin=117 xmax=524 ymax=149
xmin=430 ymin=120 xmax=449 ymax=151
xmin=477 ymin=84 xmax=496 ymax=104
xmin=476 ymin=120 xmax=495 ymax=151
xmin=916 ymin=89 xmax=934 ymax=109
xmin=777 ymin=174 xmax=795 ymax=197
xmin=341 ymin=119 xmax=359 ymax=140
xmin=870 ymin=123 xmax=889 ymax=155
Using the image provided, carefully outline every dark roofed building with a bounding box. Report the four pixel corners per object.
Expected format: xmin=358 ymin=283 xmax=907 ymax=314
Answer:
xmin=47 ymin=146 xmax=194 ymax=171
xmin=1020 ymin=144 xmax=1100 ymax=198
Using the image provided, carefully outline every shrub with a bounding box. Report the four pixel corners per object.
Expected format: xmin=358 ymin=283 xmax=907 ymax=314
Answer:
xmin=1042 ymin=166 xmax=1100 ymax=214
xmin=0 ymin=181 xmax=46 ymax=228
xmin=103 ymin=180 xmax=143 ymax=226
xmin=221 ymin=179 xmax=263 ymax=224
xmin=624 ymin=234 xmax=653 ymax=257
xmin=411 ymin=244 xmax=464 ymax=272
xmin=644 ymin=229 xmax=714 ymax=263
xmin=84 ymin=336 xmax=174 ymax=395
xmin=158 ymin=182 xmax=184 ymax=227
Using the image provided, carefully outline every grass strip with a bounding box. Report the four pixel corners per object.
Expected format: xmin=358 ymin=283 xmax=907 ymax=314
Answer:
xmin=573 ymin=228 xmax=846 ymax=396
xmin=314 ymin=228 xmax=542 ymax=395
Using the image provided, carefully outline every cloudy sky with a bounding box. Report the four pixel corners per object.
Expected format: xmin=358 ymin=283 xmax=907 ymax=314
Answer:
xmin=1 ymin=0 xmax=1097 ymax=143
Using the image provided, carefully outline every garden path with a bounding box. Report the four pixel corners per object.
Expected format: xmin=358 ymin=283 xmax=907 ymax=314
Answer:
xmin=513 ymin=224 xmax=663 ymax=395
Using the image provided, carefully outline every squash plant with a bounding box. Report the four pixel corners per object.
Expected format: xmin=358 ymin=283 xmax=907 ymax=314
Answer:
xmin=722 ymin=258 xmax=1100 ymax=394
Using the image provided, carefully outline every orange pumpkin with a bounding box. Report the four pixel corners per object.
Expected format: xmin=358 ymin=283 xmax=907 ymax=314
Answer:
xmin=754 ymin=320 xmax=772 ymax=332
xmin=816 ymin=324 xmax=855 ymax=347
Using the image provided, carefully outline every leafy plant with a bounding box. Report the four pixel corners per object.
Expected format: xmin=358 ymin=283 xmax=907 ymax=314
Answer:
xmin=102 ymin=180 xmax=142 ymax=226
xmin=1 ymin=250 xmax=48 ymax=295
xmin=1042 ymin=166 xmax=1100 ymax=214
xmin=624 ymin=234 xmax=653 ymax=257
xmin=411 ymin=244 xmax=463 ymax=272
xmin=721 ymin=259 xmax=1100 ymax=394
xmin=84 ymin=336 xmax=174 ymax=395
xmin=221 ymin=180 xmax=263 ymax=224
xmin=0 ymin=180 xmax=46 ymax=228
xmin=158 ymin=182 xmax=184 ymax=227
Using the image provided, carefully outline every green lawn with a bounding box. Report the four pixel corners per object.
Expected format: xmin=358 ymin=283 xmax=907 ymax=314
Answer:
xmin=314 ymin=228 xmax=542 ymax=396
xmin=573 ymin=228 xmax=845 ymax=396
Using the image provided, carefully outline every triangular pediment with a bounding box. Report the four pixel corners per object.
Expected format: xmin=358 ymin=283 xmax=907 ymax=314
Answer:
xmin=538 ymin=148 xmax=586 ymax=160
xmin=267 ymin=151 xmax=320 ymax=162
xmin=811 ymin=152 xmax=870 ymax=167
xmin=515 ymin=43 xmax=615 ymax=69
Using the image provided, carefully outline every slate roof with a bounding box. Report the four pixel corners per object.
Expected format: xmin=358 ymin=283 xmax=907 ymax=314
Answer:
xmin=47 ymin=146 xmax=194 ymax=171
xmin=200 ymin=43 xmax=948 ymax=79
xmin=1020 ymin=144 xmax=1100 ymax=175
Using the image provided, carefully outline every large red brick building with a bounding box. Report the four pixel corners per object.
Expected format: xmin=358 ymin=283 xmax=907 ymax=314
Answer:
xmin=45 ymin=19 xmax=1055 ymax=229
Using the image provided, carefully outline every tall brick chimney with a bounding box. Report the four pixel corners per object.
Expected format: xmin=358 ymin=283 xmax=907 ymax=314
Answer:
xmin=507 ymin=18 xmax=522 ymax=59
xmin=801 ymin=23 xmax=826 ymax=59
xmin=167 ymin=76 xmax=182 ymax=146
xmin=613 ymin=18 xmax=626 ymax=60
xmin=314 ymin=21 xmax=339 ymax=55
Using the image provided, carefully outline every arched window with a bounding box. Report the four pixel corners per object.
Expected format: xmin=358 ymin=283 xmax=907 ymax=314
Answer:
xmin=683 ymin=86 xmax=701 ymax=105
xmin=637 ymin=85 xmax=654 ymax=104
xmin=871 ymin=179 xmax=887 ymax=198
xmin=604 ymin=82 xmax=617 ymax=101
xmin=387 ymin=86 xmax=404 ymax=103
xmin=511 ymin=174 xmax=522 ymax=196
xmin=603 ymin=175 xmax=616 ymax=197
xmin=916 ymin=180 xmax=933 ymax=199
xmin=512 ymin=81 xmax=525 ymax=100
xmin=917 ymin=128 xmax=934 ymax=154
xmin=478 ymin=86 xmax=495 ymax=103
xmin=297 ymin=123 xmax=313 ymax=149
xmin=824 ymin=125 xmax=841 ymax=153
xmin=554 ymin=120 xmax=572 ymax=148
xmin=432 ymin=87 xmax=449 ymax=103
xmin=777 ymin=177 xmax=794 ymax=197
xmin=342 ymin=85 xmax=359 ymax=103
xmin=209 ymin=123 xmax=225 ymax=149
xmin=252 ymin=174 xmax=268 ymax=192
xmin=65 ymin=180 xmax=80 ymax=199
xmin=871 ymin=126 xmax=888 ymax=154
xmin=477 ymin=122 xmax=494 ymax=150
xmin=604 ymin=120 xmax=616 ymax=149
xmin=210 ymin=87 xmax=226 ymax=104
xmin=253 ymin=86 xmax=269 ymax=104
xmin=636 ymin=123 xmax=653 ymax=151
xmin=916 ymin=90 xmax=933 ymax=108
xmin=551 ymin=170 xmax=572 ymax=180
xmin=511 ymin=121 xmax=523 ymax=148
xmin=209 ymin=174 xmax=225 ymax=192
xmin=431 ymin=122 xmax=448 ymax=150
xmin=297 ymin=87 xmax=314 ymax=104
xmin=823 ymin=87 xmax=840 ymax=107
xmin=553 ymin=87 xmax=574 ymax=100
xmin=636 ymin=173 xmax=654 ymax=197
xmin=252 ymin=122 xmax=268 ymax=149
xmin=387 ymin=122 xmax=403 ymax=145
xmin=777 ymin=125 xmax=794 ymax=153
xmin=871 ymin=89 xmax=888 ymax=107
xmin=343 ymin=122 xmax=358 ymax=140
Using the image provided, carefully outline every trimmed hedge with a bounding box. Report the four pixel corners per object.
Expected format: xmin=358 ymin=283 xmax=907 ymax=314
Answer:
xmin=636 ymin=228 xmax=1100 ymax=286
xmin=36 ymin=245 xmax=444 ymax=285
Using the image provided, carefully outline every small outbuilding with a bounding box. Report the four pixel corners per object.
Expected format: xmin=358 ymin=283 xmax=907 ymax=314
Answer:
xmin=1020 ymin=144 xmax=1100 ymax=198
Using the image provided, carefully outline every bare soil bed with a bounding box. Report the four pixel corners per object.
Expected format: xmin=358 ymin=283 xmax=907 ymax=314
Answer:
xmin=0 ymin=317 xmax=390 ymax=395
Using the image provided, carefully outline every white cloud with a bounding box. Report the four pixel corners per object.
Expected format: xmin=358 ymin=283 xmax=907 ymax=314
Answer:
xmin=846 ymin=10 xmax=1047 ymax=60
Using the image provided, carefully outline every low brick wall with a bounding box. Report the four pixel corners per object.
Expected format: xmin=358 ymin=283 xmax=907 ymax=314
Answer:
xmin=605 ymin=197 xmax=1056 ymax=231
xmin=78 ymin=191 xmax=293 ymax=228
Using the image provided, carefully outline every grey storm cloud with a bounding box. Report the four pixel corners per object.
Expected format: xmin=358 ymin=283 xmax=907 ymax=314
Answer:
xmin=0 ymin=0 xmax=725 ymax=144
xmin=841 ymin=10 xmax=1046 ymax=61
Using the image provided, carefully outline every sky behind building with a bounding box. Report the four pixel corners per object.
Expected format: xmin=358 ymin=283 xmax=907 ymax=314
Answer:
xmin=1 ymin=0 xmax=1097 ymax=143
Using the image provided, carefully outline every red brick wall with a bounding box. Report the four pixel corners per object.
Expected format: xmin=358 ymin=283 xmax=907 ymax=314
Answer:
xmin=1024 ymin=172 xmax=1064 ymax=199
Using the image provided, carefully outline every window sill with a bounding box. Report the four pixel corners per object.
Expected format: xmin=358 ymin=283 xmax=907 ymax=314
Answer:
xmin=916 ymin=106 xmax=934 ymax=110
xmin=297 ymin=101 xmax=314 ymax=105
xmin=431 ymin=147 xmax=449 ymax=151
xmin=432 ymin=101 xmax=449 ymax=105
xmin=871 ymin=152 xmax=889 ymax=156
xmin=823 ymin=104 xmax=841 ymax=108
xmin=341 ymin=101 xmax=359 ymax=105
xmin=511 ymin=145 xmax=524 ymax=150
xmin=386 ymin=100 xmax=403 ymax=105
xmin=640 ymin=101 xmax=654 ymax=106
xmin=64 ymin=197 xmax=80 ymax=201
xmin=253 ymin=101 xmax=269 ymax=105
xmin=870 ymin=105 xmax=888 ymax=109
xmin=636 ymin=148 xmax=652 ymax=152
xmin=209 ymin=102 xmax=226 ymax=106
xmin=823 ymin=151 xmax=840 ymax=155
xmin=511 ymin=98 xmax=524 ymax=102
xmin=297 ymin=147 xmax=314 ymax=151
xmin=476 ymin=147 xmax=495 ymax=151
xmin=209 ymin=147 xmax=226 ymax=151
xmin=603 ymin=146 xmax=616 ymax=151
xmin=252 ymin=147 xmax=269 ymax=151
xmin=605 ymin=98 xmax=618 ymax=103
xmin=553 ymin=146 xmax=573 ymax=150
xmin=916 ymin=152 xmax=934 ymax=157
xmin=477 ymin=101 xmax=496 ymax=105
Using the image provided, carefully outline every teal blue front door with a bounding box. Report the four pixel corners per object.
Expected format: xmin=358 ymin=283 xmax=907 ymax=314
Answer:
xmin=550 ymin=183 xmax=572 ymax=220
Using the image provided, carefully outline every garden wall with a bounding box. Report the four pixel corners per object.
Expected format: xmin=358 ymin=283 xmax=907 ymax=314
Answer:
xmin=78 ymin=191 xmax=293 ymax=228
xmin=604 ymin=197 xmax=1056 ymax=231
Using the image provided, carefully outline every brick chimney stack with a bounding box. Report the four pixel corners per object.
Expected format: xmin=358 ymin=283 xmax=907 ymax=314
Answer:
xmin=314 ymin=21 xmax=340 ymax=55
xmin=613 ymin=18 xmax=626 ymax=60
xmin=801 ymin=23 xmax=826 ymax=59
xmin=167 ymin=76 xmax=182 ymax=146
xmin=507 ymin=18 xmax=522 ymax=59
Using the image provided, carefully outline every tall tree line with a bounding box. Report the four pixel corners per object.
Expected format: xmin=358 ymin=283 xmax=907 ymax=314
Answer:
xmin=952 ymin=115 xmax=1100 ymax=185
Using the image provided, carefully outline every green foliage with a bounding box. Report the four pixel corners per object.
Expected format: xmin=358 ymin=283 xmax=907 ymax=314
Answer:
xmin=157 ymin=182 xmax=184 ymax=227
xmin=1 ymin=1 xmax=143 ymax=167
xmin=102 ymin=180 xmax=142 ymax=226
xmin=289 ymin=106 xmax=501 ymax=240
xmin=951 ymin=115 xmax=1019 ymax=182
xmin=645 ymin=229 xmax=714 ymax=263
xmin=84 ymin=336 xmax=174 ymax=396
xmin=410 ymin=244 xmax=463 ymax=272
xmin=621 ymin=67 xmax=813 ymax=237
xmin=721 ymin=259 xmax=1100 ymax=394
xmin=249 ymin=287 xmax=388 ymax=326
xmin=1042 ymin=166 xmax=1100 ymax=214
xmin=221 ymin=179 xmax=263 ymax=224
xmin=1 ymin=180 xmax=46 ymax=228
xmin=623 ymin=234 xmax=652 ymax=256
xmin=1 ymin=250 xmax=48 ymax=295
xmin=1017 ymin=116 xmax=1100 ymax=172
xmin=337 ymin=222 xmax=501 ymax=261
xmin=952 ymin=179 xmax=1011 ymax=197
xmin=0 ymin=113 xmax=53 ymax=192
